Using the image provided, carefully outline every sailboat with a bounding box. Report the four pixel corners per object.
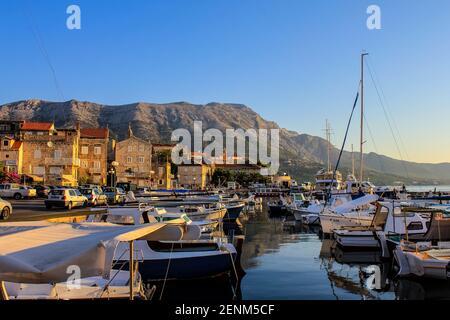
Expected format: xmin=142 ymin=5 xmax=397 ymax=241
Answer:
xmin=319 ymin=52 xmax=378 ymax=234
xmin=314 ymin=120 xmax=344 ymax=195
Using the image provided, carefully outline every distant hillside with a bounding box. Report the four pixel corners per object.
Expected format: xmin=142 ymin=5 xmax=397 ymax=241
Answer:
xmin=1 ymin=99 xmax=449 ymax=184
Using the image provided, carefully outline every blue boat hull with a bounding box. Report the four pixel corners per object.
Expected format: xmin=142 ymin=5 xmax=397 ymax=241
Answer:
xmin=117 ymin=253 xmax=237 ymax=281
xmin=224 ymin=205 xmax=244 ymax=222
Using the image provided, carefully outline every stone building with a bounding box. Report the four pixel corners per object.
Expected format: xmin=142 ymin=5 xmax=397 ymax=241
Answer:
xmin=78 ymin=128 xmax=109 ymax=185
xmin=151 ymin=143 xmax=175 ymax=189
xmin=20 ymin=122 xmax=80 ymax=186
xmin=177 ymin=163 xmax=213 ymax=190
xmin=0 ymin=120 xmax=23 ymax=139
xmin=0 ymin=137 xmax=23 ymax=174
xmin=115 ymin=125 xmax=152 ymax=187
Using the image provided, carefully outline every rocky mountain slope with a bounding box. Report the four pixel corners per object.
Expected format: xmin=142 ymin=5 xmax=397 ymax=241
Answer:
xmin=1 ymin=99 xmax=449 ymax=184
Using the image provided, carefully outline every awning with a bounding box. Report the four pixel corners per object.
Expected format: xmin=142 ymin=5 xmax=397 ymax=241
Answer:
xmin=0 ymin=221 xmax=168 ymax=284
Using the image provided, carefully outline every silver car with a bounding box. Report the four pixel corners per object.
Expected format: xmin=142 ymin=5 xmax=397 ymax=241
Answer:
xmin=0 ymin=198 xmax=12 ymax=220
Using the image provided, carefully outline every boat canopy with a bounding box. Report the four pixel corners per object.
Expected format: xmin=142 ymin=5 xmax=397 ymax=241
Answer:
xmin=0 ymin=221 xmax=167 ymax=284
xmin=333 ymin=194 xmax=379 ymax=214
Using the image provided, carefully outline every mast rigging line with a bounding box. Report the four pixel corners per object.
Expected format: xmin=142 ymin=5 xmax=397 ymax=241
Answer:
xmin=22 ymin=4 xmax=65 ymax=102
xmin=366 ymin=57 xmax=411 ymax=162
xmin=363 ymin=114 xmax=386 ymax=174
xmin=325 ymin=88 xmax=360 ymax=207
xmin=364 ymin=59 xmax=410 ymax=179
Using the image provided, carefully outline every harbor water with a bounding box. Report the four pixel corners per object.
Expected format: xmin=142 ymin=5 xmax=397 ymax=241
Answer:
xmin=156 ymin=201 xmax=450 ymax=301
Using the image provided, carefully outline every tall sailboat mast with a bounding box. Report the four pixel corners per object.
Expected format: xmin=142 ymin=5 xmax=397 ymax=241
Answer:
xmin=351 ymin=144 xmax=355 ymax=176
xmin=359 ymin=52 xmax=368 ymax=187
xmin=326 ymin=119 xmax=331 ymax=172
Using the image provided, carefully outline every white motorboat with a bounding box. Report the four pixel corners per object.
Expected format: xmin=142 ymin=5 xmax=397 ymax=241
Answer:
xmin=334 ymin=202 xmax=430 ymax=249
xmin=88 ymin=207 xmax=240 ymax=281
xmin=320 ymin=194 xmax=379 ymax=234
xmin=160 ymin=204 xmax=227 ymax=222
xmin=151 ymin=207 xmax=219 ymax=234
xmin=293 ymin=194 xmax=352 ymax=221
xmin=394 ymin=241 xmax=450 ymax=280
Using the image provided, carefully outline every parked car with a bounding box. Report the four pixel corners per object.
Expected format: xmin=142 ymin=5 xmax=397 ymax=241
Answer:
xmin=0 ymin=183 xmax=37 ymax=200
xmin=34 ymin=185 xmax=51 ymax=198
xmin=79 ymin=188 xmax=108 ymax=206
xmin=103 ymin=187 xmax=126 ymax=204
xmin=79 ymin=184 xmax=103 ymax=193
xmin=0 ymin=198 xmax=12 ymax=220
xmin=45 ymin=188 xmax=88 ymax=210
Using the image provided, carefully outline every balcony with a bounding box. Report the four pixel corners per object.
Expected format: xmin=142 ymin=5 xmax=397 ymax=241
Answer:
xmin=44 ymin=158 xmax=81 ymax=167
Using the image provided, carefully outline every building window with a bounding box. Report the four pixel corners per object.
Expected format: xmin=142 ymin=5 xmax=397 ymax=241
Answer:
xmin=127 ymin=156 xmax=132 ymax=163
xmin=94 ymin=145 xmax=101 ymax=155
xmin=34 ymin=149 xmax=41 ymax=159
xmin=81 ymin=146 xmax=89 ymax=155
xmin=3 ymin=140 xmax=8 ymax=147
xmin=54 ymin=149 xmax=62 ymax=159
xmin=81 ymin=160 xmax=88 ymax=168
xmin=33 ymin=166 xmax=45 ymax=175
xmin=138 ymin=156 xmax=144 ymax=163
xmin=49 ymin=167 xmax=61 ymax=175
xmin=139 ymin=144 xmax=145 ymax=152
xmin=93 ymin=161 xmax=101 ymax=169
xmin=128 ymin=145 xmax=133 ymax=152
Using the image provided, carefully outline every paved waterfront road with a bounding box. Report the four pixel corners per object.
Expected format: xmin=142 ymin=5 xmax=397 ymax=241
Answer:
xmin=2 ymin=199 xmax=107 ymax=222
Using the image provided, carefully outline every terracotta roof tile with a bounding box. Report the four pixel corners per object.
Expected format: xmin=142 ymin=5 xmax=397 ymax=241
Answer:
xmin=21 ymin=122 xmax=53 ymax=131
xmin=11 ymin=141 xmax=22 ymax=150
xmin=80 ymin=128 xmax=109 ymax=139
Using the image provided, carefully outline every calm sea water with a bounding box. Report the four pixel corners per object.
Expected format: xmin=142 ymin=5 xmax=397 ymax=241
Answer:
xmin=156 ymin=202 xmax=450 ymax=301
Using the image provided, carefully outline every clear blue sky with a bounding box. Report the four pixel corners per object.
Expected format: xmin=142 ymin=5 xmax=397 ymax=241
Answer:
xmin=1 ymin=0 xmax=450 ymax=163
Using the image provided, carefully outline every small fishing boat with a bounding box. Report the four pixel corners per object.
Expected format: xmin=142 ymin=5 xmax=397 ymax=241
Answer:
xmin=223 ymin=202 xmax=245 ymax=222
xmin=268 ymin=196 xmax=289 ymax=215
xmin=333 ymin=202 xmax=430 ymax=250
xmin=88 ymin=208 xmax=241 ymax=281
xmin=393 ymin=241 xmax=450 ymax=280
xmin=320 ymin=194 xmax=379 ymax=234
xmin=161 ymin=204 xmax=227 ymax=222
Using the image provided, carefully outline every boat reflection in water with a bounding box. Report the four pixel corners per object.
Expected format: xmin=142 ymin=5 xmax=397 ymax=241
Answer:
xmin=152 ymin=204 xmax=450 ymax=300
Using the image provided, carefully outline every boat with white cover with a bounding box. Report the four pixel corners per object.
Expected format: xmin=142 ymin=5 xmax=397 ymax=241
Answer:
xmin=0 ymin=221 xmax=178 ymax=300
xmin=320 ymin=194 xmax=379 ymax=234
xmin=88 ymin=207 xmax=239 ymax=281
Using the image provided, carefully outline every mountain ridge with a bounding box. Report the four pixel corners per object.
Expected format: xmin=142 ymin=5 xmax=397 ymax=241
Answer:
xmin=1 ymin=99 xmax=449 ymax=184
